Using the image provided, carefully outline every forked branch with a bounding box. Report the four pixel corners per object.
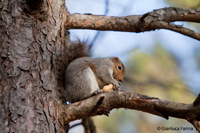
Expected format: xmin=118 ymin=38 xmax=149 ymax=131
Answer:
xmin=63 ymin=91 xmax=200 ymax=131
xmin=65 ymin=7 xmax=200 ymax=40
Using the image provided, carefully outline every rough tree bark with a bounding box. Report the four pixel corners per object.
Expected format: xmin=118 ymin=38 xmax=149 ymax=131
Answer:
xmin=0 ymin=0 xmax=70 ymax=132
xmin=0 ymin=0 xmax=200 ymax=133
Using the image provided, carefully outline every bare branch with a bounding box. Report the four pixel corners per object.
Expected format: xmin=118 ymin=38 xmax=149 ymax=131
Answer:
xmin=151 ymin=21 xmax=200 ymax=41
xmin=66 ymin=7 xmax=200 ymax=40
xmin=82 ymin=118 xmax=96 ymax=133
xmin=63 ymin=91 xmax=200 ymax=124
xmin=189 ymin=120 xmax=200 ymax=132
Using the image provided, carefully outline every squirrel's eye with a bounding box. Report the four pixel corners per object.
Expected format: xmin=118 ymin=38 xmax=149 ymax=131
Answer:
xmin=118 ymin=65 xmax=122 ymax=70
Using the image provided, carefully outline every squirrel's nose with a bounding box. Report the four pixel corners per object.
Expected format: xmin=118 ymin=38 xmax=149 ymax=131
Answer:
xmin=118 ymin=78 xmax=123 ymax=82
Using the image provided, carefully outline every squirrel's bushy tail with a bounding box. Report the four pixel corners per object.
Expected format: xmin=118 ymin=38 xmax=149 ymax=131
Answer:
xmin=67 ymin=39 xmax=90 ymax=64
xmin=54 ymin=38 xmax=90 ymax=101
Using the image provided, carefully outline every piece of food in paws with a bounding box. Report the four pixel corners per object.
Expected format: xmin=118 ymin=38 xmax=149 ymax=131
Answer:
xmin=102 ymin=84 xmax=115 ymax=92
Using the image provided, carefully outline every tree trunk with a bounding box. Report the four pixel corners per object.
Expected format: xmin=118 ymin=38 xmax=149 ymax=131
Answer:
xmin=0 ymin=0 xmax=69 ymax=132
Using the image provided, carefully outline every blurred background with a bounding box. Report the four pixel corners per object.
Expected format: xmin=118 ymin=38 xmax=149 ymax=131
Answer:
xmin=66 ymin=0 xmax=200 ymax=132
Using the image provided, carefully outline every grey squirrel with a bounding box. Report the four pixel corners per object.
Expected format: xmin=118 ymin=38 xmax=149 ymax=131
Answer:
xmin=64 ymin=41 xmax=125 ymax=103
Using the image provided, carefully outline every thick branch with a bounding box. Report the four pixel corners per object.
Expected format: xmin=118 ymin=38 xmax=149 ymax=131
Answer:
xmin=82 ymin=118 xmax=96 ymax=133
xmin=66 ymin=7 xmax=200 ymax=40
xmin=189 ymin=120 xmax=200 ymax=132
xmin=63 ymin=91 xmax=200 ymax=124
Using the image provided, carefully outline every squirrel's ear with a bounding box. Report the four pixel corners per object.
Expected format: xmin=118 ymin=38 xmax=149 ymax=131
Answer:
xmin=111 ymin=57 xmax=120 ymax=62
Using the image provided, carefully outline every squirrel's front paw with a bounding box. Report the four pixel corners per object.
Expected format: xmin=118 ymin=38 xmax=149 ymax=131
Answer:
xmin=93 ymin=89 xmax=103 ymax=95
xmin=113 ymin=81 xmax=121 ymax=91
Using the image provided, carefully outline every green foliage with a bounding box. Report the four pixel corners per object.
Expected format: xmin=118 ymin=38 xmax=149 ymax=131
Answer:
xmin=166 ymin=0 xmax=200 ymax=9
xmin=125 ymin=44 xmax=194 ymax=102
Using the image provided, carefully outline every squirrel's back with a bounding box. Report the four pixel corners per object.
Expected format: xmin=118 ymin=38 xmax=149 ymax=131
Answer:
xmin=64 ymin=57 xmax=98 ymax=103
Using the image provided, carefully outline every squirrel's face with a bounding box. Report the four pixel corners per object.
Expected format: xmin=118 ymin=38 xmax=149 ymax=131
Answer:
xmin=111 ymin=57 xmax=125 ymax=82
